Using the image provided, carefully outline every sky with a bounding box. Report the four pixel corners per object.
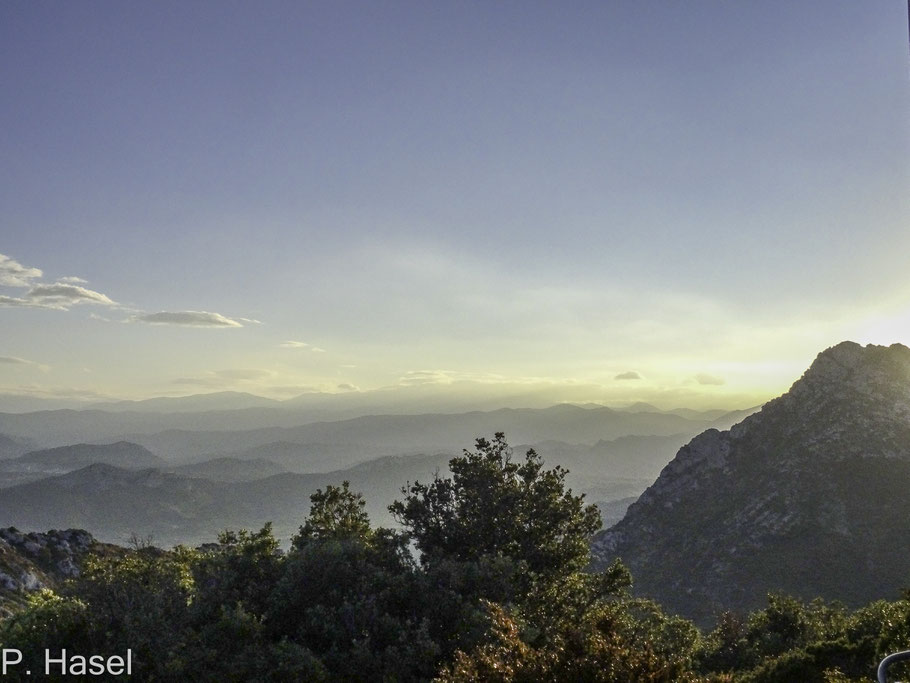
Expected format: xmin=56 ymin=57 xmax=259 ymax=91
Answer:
xmin=1 ymin=1 xmax=908 ymax=410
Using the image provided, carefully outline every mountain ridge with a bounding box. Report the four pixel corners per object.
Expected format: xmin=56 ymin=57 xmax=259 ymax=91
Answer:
xmin=592 ymin=341 xmax=910 ymax=625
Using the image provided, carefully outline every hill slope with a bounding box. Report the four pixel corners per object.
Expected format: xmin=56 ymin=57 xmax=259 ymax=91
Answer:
xmin=0 ymin=528 xmax=118 ymax=618
xmin=592 ymin=341 xmax=910 ymax=625
xmin=170 ymin=457 xmax=287 ymax=482
xmin=0 ymin=442 xmax=165 ymax=488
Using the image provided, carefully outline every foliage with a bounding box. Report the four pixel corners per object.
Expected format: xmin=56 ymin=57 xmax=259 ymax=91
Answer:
xmin=0 ymin=591 xmax=96 ymax=681
xmin=293 ymin=480 xmax=372 ymax=546
xmin=696 ymin=593 xmax=910 ymax=682
xmin=191 ymin=523 xmax=282 ymax=619
xmin=391 ymin=433 xmax=601 ymax=580
xmin=438 ymin=598 xmax=705 ymax=683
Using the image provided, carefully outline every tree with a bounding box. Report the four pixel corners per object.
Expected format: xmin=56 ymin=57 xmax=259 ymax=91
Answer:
xmin=268 ymin=480 xmax=441 ymax=681
xmin=191 ymin=523 xmax=282 ymax=619
xmin=390 ymin=432 xmax=602 ymax=581
xmin=293 ymin=481 xmax=371 ymax=547
xmin=389 ymin=432 xmax=619 ymax=650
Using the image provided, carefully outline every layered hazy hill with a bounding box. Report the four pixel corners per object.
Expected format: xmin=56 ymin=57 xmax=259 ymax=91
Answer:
xmin=0 ymin=434 xmax=32 ymax=460
xmin=0 ymin=457 xmax=453 ymax=547
xmin=170 ymin=457 xmax=287 ymax=482
xmin=0 ymin=434 xmax=685 ymax=547
xmin=0 ymin=394 xmax=755 ymax=548
xmin=592 ymin=341 xmax=910 ymax=625
xmin=0 ymin=398 xmax=751 ymax=456
xmin=0 ymin=441 xmax=165 ymax=487
xmin=4 ymin=441 xmax=164 ymax=471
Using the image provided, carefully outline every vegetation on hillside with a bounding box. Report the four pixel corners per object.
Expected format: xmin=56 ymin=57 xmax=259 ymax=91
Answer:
xmin=1 ymin=434 xmax=908 ymax=681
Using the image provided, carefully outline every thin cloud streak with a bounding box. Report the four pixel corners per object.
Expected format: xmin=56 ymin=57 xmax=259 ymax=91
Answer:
xmin=135 ymin=311 xmax=244 ymax=328
xmin=0 ymin=356 xmax=38 ymax=367
xmin=280 ymin=340 xmax=326 ymax=352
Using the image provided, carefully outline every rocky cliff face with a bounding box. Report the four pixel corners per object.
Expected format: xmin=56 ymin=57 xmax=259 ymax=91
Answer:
xmin=592 ymin=342 xmax=910 ymax=626
xmin=0 ymin=527 xmax=106 ymax=618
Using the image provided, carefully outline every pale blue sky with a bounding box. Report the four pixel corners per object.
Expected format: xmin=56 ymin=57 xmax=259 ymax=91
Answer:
xmin=1 ymin=1 xmax=908 ymax=408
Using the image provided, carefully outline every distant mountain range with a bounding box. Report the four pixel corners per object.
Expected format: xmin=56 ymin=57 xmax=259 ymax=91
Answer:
xmin=0 ymin=382 xmax=756 ymax=420
xmin=0 ymin=389 xmax=755 ymax=449
xmin=89 ymin=391 xmax=282 ymax=413
xmin=131 ymin=405 xmax=723 ymax=464
xmin=0 ymin=402 xmax=753 ymax=480
xmin=0 ymin=431 xmax=688 ymax=547
xmin=0 ymin=393 xmax=760 ymax=548
xmin=593 ymin=342 xmax=910 ymax=626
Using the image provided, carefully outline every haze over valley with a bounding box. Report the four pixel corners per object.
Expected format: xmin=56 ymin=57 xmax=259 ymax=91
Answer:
xmin=0 ymin=394 xmax=752 ymax=545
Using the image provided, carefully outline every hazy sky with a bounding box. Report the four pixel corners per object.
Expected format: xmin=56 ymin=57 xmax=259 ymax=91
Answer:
xmin=1 ymin=1 xmax=908 ymax=409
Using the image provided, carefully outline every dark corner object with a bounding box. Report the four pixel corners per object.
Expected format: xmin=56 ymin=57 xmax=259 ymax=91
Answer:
xmin=878 ymin=650 xmax=910 ymax=683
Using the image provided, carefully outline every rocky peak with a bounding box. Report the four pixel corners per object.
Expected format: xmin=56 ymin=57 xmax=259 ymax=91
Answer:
xmin=767 ymin=342 xmax=910 ymax=415
xmin=592 ymin=341 xmax=910 ymax=626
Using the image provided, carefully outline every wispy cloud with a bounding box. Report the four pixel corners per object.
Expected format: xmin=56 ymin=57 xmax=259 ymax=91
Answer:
xmin=0 ymin=355 xmax=50 ymax=372
xmin=0 ymin=356 xmax=36 ymax=366
xmin=614 ymin=371 xmax=642 ymax=380
xmin=280 ymin=340 xmax=326 ymax=352
xmin=396 ymin=369 xmax=514 ymax=386
xmin=26 ymin=283 xmax=115 ymax=307
xmin=0 ymin=284 xmax=116 ymax=310
xmin=0 ymin=254 xmax=42 ymax=287
xmin=398 ymin=370 xmax=458 ymax=386
xmin=695 ymin=373 xmax=726 ymax=386
xmin=135 ymin=311 xmax=244 ymax=327
xmin=1 ymin=254 xmax=251 ymax=329
xmin=0 ymin=253 xmax=116 ymax=311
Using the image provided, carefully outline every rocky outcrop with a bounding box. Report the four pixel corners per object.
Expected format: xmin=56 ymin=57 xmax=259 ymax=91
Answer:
xmin=0 ymin=527 xmax=103 ymax=618
xmin=592 ymin=342 xmax=910 ymax=626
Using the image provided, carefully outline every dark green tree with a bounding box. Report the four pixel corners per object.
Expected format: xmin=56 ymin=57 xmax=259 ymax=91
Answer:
xmin=390 ymin=432 xmax=601 ymax=579
xmin=269 ymin=482 xmax=440 ymax=681
xmin=390 ymin=432 xmax=621 ymax=651
xmin=293 ymin=480 xmax=371 ymax=547
xmin=191 ymin=523 xmax=282 ymax=620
